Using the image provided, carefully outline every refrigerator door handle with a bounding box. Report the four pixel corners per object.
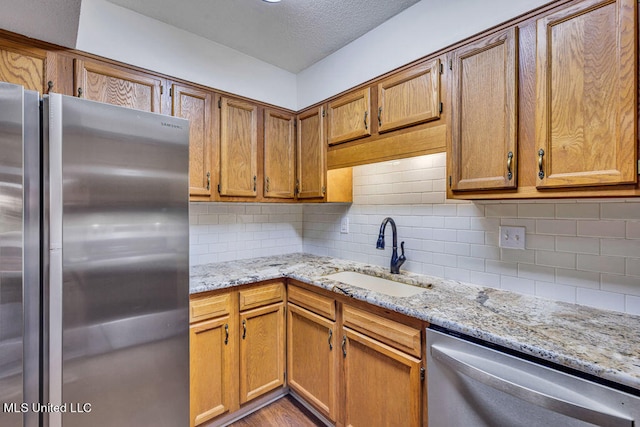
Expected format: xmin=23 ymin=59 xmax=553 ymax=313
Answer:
xmin=47 ymin=93 xmax=64 ymax=427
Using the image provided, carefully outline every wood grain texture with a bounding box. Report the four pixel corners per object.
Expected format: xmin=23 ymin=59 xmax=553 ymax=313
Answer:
xmin=239 ymin=302 xmax=286 ymax=404
xmin=74 ymin=58 xmax=162 ymax=112
xmin=535 ymin=0 xmax=637 ymax=188
xmin=190 ymin=315 xmax=234 ymax=427
xmin=327 ymin=87 xmax=371 ymax=145
xmin=264 ymin=109 xmax=296 ymax=199
xmin=326 ymin=168 xmax=353 ymax=203
xmin=0 ymin=42 xmax=45 ymax=93
xmin=297 ymin=106 xmax=326 ymax=199
xmin=343 ymin=327 xmax=422 ymax=427
xmin=328 ymin=124 xmax=446 ymax=169
xmin=342 ymin=304 xmax=421 ymax=358
xmin=239 ymin=281 xmax=285 ymax=311
xmin=378 ymin=58 xmax=441 ymax=133
xmin=287 ymin=303 xmax=338 ymax=422
xmin=287 ymin=285 xmax=336 ymax=320
xmin=190 ymin=293 xmax=231 ymax=323
xmin=219 ymin=96 xmax=259 ymax=197
xmin=228 ymin=396 xmax=324 ymax=427
xmin=172 ymin=84 xmax=214 ymax=197
xmin=450 ymin=27 xmax=519 ymax=191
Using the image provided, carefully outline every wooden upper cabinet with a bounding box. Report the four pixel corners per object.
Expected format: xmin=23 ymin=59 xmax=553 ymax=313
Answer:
xmin=535 ymin=0 xmax=637 ymax=188
xmin=327 ymin=88 xmax=371 ymax=145
xmin=377 ymin=59 xmax=441 ymax=133
xmin=297 ymin=106 xmax=326 ymax=199
xmin=172 ymin=84 xmax=213 ymax=198
xmin=218 ymin=96 xmax=258 ymax=197
xmin=0 ymin=39 xmax=47 ymax=93
xmin=264 ymin=109 xmax=295 ymax=199
xmin=74 ymin=58 xmax=162 ymax=112
xmin=450 ymin=27 xmax=518 ymax=192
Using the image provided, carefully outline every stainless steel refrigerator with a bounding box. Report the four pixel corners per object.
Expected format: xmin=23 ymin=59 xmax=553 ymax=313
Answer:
xmin=0 ymin=82 xmax=190 ymax=427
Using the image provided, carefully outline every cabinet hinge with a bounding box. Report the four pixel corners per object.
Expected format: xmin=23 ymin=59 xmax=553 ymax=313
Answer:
xmin=168 ymin=87 xmax=172 ymax=97
xmin=439 ymin=102 xmax=443 ymax=114
xmin=218 ymin=98 xmax=222 ymax=108
xmin=161 ymin=85 xmax=164 ymax=95
xmin=449 ymin=176 xmax=452 ymax=187
xmin=637 ymin=159 xmax=640 ymax=175
xmin=217 ymin=184 xmax=221 ymax=194
xmin=440 ymin=62 xmax=443 ymax=74
xmin=420 ymin=367 xmax=425 ymax=381
xmin=449 ymin=59 xmax=453 ymax=70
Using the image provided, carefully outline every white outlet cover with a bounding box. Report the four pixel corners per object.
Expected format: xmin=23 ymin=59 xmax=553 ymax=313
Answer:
xmin=499 ymin=226 xmax=526 ymax=250
xmin=340 ymin=217 xmax=349 ymax=234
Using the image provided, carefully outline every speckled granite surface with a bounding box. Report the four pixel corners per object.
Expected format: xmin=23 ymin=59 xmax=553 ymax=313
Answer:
xmin=190 ymin=253 xmax=640 ymax=393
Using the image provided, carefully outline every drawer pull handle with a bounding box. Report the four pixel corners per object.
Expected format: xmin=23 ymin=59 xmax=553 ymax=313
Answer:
xmin=328 ymin=329 xmax=333 ymax=351
xmin=242 ymin=319 xmax=247 ymax=340
xmin=378 ymin=106 xmax=382 ymax=127
xmin=342 ymin=335 xmax=347 ymax=357
xmin=363 ymin=111 xmax=368 ymax=130
xmin=507 ymin=151 xmax=513 ymax=180
xmin=224 ymin=324 xmax=229 ymax=345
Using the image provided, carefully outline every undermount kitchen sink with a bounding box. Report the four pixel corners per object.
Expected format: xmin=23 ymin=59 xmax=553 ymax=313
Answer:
xmin=323 ymin=271 xmax=427 ymax=297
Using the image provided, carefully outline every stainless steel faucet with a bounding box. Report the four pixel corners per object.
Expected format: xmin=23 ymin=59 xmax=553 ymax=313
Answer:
xmin=376 ymin=217 xmax=406 ymax=274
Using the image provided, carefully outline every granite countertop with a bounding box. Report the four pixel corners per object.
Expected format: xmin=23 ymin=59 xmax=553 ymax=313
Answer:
xmin=190 ymin=253 xmax=640 ymax=393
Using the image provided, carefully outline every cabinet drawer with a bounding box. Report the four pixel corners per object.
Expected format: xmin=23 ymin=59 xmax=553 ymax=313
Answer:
xmin=239 ymin=282 xmax=285 ymax=311
xmin=288 ymin=285 xmax=336 ymax=321
xmin=343 ymin=305 xmax=421 ymax=358
xmin=190 ymin=293 xmax=232 ymax=323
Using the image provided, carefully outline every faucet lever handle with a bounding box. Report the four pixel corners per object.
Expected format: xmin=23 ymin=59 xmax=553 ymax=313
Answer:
xmin=399 ymin=241 xmax=406 ymax=261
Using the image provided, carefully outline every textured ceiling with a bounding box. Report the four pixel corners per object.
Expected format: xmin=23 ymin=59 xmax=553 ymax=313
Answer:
xmin=106 ymin=0 xmax=421 ymax=73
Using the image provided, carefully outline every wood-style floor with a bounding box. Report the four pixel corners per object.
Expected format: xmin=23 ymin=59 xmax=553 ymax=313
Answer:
xmin=228 ymin=396 xmax=325 ymax=427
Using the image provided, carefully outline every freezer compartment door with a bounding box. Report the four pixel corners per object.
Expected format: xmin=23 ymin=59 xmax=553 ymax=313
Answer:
xmin=46 ymin=94 xmax=190 ymax=427
xmin=0 ymin=82 xmax=40 ymax=427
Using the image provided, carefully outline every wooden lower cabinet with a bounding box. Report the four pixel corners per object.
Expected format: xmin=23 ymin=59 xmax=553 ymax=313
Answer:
xmin=287 ymin=303 xmax=339 ymax=422
xmin=190 ymin=315 xmax=234 ymax=427
xmin=287 ymin=284 xmax=425 ymax=426
xmin=342 ymin=327 xmax=422 ymax=427
xmin=239 ymin=302 xmax=286 ymax=404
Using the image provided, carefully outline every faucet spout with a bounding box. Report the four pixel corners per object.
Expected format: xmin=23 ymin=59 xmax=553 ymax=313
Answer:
xmin=376 ymin=217 xmax=406 ymax=274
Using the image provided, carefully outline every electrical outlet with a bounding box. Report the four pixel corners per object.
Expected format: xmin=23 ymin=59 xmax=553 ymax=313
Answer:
xmin=499 ymin=226 xmax=526 ymax=250
xmin=340 ymin=217 xmax=349 ymax=234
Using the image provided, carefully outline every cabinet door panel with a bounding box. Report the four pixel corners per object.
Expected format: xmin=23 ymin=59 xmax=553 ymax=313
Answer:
xmin=287 ymin=303 xmax=338 ymax=422
xmin=239 ymin=302 xmax=285 ymax=404
xmin=190 ymin=316 xmax=233 ymax=427
xmin=378 ymin=59 xmax=440 ymax=133
xmin=264 ymin=109 xmax=295 ymax=198
xmin=74 ymin=59 xmax=162 ymax=112
xmin=297 ymin=107 xmax=326 ymax=199
xmin=219 ymin=96 xmax=258 ymax=197
xmin=0 ymin=41 xmax=45 ymax=93
xmin=343 ymin=328 xmax=421 ymax=427
xmin=535 ymin=0 xmax=637 ymax=188
xmin=450 ymin=28 xmax=518 ymax=191
xmin=328 ymin=88 xmax=371 ymax=145
xmin=172 ymin=84 xmax=213 ymax=197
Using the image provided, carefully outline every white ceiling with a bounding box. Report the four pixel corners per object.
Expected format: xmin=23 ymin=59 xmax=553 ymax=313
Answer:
xmin=105 ymin=0 xmax=421 ymax=73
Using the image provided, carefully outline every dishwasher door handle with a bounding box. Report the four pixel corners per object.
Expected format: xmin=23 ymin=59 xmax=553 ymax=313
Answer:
xmin=431 ymin=344 xmax=634 ymax=427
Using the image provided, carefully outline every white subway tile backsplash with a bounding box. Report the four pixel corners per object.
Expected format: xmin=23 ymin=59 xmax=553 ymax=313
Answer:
xmin=576 ymin=288 xmax=625 ymax=312
xmin=576 ymin=254 xmax=626 ymax=275
xmin=189 ymin=154 xmax=640 ymax=316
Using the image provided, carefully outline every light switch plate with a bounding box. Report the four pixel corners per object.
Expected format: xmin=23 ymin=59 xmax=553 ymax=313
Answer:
xmin=340 ymin=217 xmax=349 ymax=234
xmin=499 ymin=226 xmax=526 ymax=249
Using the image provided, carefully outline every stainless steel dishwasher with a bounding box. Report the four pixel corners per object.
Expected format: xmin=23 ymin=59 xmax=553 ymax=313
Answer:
xmin=427 ymin=328 xmax=640 ymax=427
